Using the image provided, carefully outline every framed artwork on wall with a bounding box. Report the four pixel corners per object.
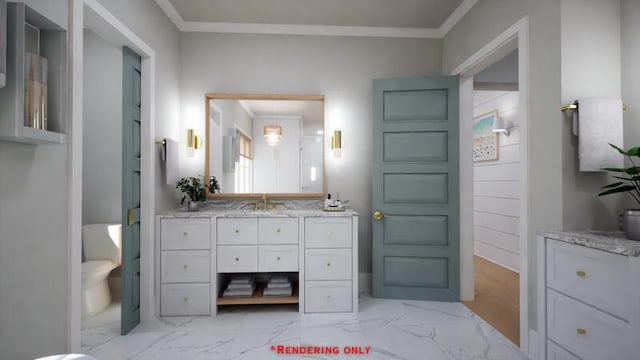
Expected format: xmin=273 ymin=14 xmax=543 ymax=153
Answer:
xmin=473 ymin=110 xmax=499 ymax=162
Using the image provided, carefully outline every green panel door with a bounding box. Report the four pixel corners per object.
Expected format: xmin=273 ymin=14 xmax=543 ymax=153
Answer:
xmin=372 ymin=76 xmax=459 ymax=301
xmin=121 ymin=47 xmax=141 ymax=334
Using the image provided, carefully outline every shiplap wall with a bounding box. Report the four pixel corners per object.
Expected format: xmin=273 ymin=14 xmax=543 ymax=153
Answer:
xmin=473 ymin=90 xmax=520 ymax=272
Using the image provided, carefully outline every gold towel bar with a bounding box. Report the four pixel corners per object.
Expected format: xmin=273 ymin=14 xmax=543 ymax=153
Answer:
xmin=562 ymin=104 xmax=628 ymax=112
xmin=155 ymin=140 xmax=166 ymax=145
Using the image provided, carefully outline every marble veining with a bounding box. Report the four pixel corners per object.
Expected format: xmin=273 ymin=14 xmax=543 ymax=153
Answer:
xmin=81 ymin=295 xmax=527 ymax=360
xmin=539 ymin=230 xmax=640 ymax=257
xmin=160 ymin=208 xmax=358 ymax=218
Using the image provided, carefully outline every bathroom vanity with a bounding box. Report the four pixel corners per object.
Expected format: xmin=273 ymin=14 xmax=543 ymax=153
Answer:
xmin=537 ymin=231 xmax=640 ymax=360
xmin=156 ymin=209 xmax=358 ymax=316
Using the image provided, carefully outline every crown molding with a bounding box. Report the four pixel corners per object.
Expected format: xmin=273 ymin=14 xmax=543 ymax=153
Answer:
xmin=155 ymin=0 xmax=477 ymax=39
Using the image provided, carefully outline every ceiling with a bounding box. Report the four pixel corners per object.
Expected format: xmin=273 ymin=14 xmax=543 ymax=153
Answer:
xmin=166 ymin=0 xmax=465 ymax=29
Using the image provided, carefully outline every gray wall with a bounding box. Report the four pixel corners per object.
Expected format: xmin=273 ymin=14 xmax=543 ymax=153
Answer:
xmin=622 ymin=0 xmax=640 ymax=210
xmin=82 ymin=29 xmax=122 ymax=225
xmin=0 ymin=1 xmax=69 ymax=358
xmin=443 ymin=0 xmax=563 ymax=334
xmin=179 ymin=33 xmax=442 ymax=273
xmin=561 ymin=0 xmax=624 ymax=231
xmin=474 ymin=50 xmax=518 ymax=84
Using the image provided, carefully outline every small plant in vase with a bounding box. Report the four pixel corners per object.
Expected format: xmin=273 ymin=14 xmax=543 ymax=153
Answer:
xmin=176 ymin=175 xmax=220 ymax=211
xmin=598 ymin=144 xmax=640 ymax=240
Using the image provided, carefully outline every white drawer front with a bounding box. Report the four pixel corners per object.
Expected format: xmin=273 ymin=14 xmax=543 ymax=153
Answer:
xmin=305 ymin=218 xmax=352 ymax=248
xmin=547 ymin=341 xmax=580 ymax=360
xmin=305 ymin=249 xmax=351 ymax=281
xmin=258 ymin=245 xmax=298 ymax=272
xmin=305 ymin=281 xmax=352 ymax=313
xmin=217 ymin=245 xmax=258 ymax=273
xmin=547 ymin=239 xmax=629 ymax=319
xmin=259 ymin=218 xmax=299 ymax=245
xmin=161 ymin=250 xmax=210 ymax=283
xmin=547 ymin=289 xmax=631 ymax=360
xmin=217 ymin=218 xmax=258 ymax=245
xmin=161 ymin=283 xmax=210 ymax=316
xmin=161 ymin=218 xmax=210 ymax=250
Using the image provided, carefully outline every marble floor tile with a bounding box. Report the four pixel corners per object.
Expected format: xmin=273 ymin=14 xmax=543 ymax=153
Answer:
xmin=82 ymin=294 xmax=527 ymax=360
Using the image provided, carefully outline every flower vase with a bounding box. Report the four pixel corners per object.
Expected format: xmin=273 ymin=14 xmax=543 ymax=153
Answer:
xmin=187 ymin=201 xmax=199 ymax=212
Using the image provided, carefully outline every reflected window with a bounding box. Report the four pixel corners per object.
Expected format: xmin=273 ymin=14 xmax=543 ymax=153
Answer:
xmin=234 ymin=132 xmax=252 ymax=193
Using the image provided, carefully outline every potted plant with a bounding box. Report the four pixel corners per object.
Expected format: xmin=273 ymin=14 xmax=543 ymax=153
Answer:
xmin=176 ymin=175 xmax=220 ymax=211
xmin=598 ymin=144 xmax=640 ymax=240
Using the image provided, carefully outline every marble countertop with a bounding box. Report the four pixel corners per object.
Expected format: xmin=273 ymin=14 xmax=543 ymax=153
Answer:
xmin=158 ymin=208 xmax=359 ymax=218
xmin=539 ymin=230 xmax=640 ymax=257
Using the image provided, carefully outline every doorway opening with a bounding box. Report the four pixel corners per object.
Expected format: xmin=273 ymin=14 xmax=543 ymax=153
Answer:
xmin=451 ymin=17 xmax=530 ymax=352
xmin=80 ymin=27 xmax=124 ymax=347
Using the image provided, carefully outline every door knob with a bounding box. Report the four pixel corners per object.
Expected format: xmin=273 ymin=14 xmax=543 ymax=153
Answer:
xmin=373 ymin=211 xmax=385 ymax=221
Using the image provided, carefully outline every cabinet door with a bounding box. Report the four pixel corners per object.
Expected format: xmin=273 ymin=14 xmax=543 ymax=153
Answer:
xmin=259 ymin=218 xmax=298 ymax=244
xmin=161 ymin=218 xmax=210 ymax=250
xmin=161 ymin=250 xmax=210 ymax=283
xmin=161 ymin=283 xmax=210 ymax=316
xmin=305 ymin=281 xmax=352 ymax=313
xmin=305 ymin=218 xmax=352 ymax=248
xmin=259 ymin=245 xmax=298 ymax=272
xmin=217 ymin=245 xmax=258 ymax=272
xmin=305 ymin=249 xmax=352 ymax=280
xmin=217 ymin=218 xmax=258 ymax=245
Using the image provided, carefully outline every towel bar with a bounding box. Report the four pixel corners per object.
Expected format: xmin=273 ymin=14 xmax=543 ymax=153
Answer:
xmin=561 ymin=104 xmax=628 ymax=112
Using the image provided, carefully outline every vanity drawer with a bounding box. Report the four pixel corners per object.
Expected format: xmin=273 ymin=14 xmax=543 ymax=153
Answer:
xmin=161 ymin=250 xmax=210 ymax=283
xmin=217 ymin=245 xmax=258 ymax=272
xmin=305 ymin=281 xmax=352 ymax=313
xmin=305 ymin=249 xmax=351 ymax=281
xmin=217 ymin=218 xmax=258 ymax=245
xmin=258 ymin=245 xmax=298 ymax=272
xmin=161 ymin=218 xmax=210 ymax=250
xmin=305 ymin=218 xmax=352 ymax=248
xmin=547 ymin=340 xmax=580 ymax=360
xmin=160 ymin=283 xmax=210 ymax=316
xmin=259 ymin=218 xmax=299 ymax=245
xmin=547 ymin=289 xmax=631 ymax=360
xmin=546 ymin=239 xmax=629 ymax=319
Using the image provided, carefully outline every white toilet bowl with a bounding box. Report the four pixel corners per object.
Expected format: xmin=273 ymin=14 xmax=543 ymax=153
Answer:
xmin=81 ymin=224 xmax=122 ymax=319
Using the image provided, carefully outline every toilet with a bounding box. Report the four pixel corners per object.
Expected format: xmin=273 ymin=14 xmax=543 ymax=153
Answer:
xmin=81 ymin=223 xmax=122 ymax=319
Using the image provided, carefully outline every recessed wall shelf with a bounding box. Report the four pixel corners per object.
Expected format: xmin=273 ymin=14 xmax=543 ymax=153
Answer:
xmin=0 ymin=2 xmax=67 ymax=144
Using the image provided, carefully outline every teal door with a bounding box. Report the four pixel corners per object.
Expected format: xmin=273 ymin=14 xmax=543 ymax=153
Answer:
xmin=121 ymin=47 xmax=141 ymax=334
xmin=372 ymin=76 xmax=460 ymax=301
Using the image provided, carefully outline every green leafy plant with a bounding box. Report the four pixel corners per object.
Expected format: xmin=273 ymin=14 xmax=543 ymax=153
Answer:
xmin=599 ymin=144 xmax=640 ymax=208
xmin=176 ymin=175 xmax=220 ymax=204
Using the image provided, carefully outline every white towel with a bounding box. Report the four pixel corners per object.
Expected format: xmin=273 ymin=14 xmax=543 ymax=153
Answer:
xmin=574 ymin=98 xmax=624 ymax=172
xmin=162 ymin=138 xmax=180 ymax=185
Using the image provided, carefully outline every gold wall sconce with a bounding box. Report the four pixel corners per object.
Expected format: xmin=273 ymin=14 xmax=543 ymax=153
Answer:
xmin=264 ymin=125 xmax=282 ymax=146
xmin=330 ymin=130 xmax=342 ymax=158
xmin=187 ymin=128 xmax=201 ymax=157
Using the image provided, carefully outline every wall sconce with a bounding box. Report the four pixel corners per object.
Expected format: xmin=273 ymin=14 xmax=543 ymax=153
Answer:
xmin=491 ymin=116 xmax=513 ymax=136
xmin=186 ymin=128 xmax=201 ymax=157
xmin=264 ymin=125 xmax=282 ymax=146
xmin=330 ymin=130 xmax=342 ymax=158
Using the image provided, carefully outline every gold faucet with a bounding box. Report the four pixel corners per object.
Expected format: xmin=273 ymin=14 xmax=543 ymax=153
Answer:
xmin=262 ymin=193 xmax=268 ymax=210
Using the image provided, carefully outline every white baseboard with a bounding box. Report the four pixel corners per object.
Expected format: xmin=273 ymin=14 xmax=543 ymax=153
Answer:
xmin=528 ymin=329 xmax=538 ymax=360
xmin=359 ymin=273 xmax=371 ymax=293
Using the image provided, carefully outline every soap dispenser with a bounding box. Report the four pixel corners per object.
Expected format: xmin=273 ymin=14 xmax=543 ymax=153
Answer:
xmin=324 ymin=193 xmax=333 ymax=208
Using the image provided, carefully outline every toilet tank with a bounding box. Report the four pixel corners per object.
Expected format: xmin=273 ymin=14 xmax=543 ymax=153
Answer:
xmin=82 ymin=223 xmax=122 ymax=264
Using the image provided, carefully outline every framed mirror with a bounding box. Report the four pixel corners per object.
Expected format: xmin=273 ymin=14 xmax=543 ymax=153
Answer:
xmin=205 ymin=93 xmax=325 ymax=198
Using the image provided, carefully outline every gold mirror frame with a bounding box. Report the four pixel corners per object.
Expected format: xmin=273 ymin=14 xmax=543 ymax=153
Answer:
xmin=204 ymin=93 xmax=326 ymax=199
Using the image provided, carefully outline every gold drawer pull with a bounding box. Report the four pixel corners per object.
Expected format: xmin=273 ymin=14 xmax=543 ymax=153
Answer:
xmin=183 ymin=264 xmax=188 ymax=269
xmin=277 ymin=256 xmax=281 ymax=261
xmin=277 ymin=228 xmax=281 ymax=233
xmin=326 ymin=262 xmax=331 ymax=267
xmin=327 ymin=295 xmax=331 ymax=299
xmin=235 ymin=257 xmax=239 ymax=261
xmin=576 ymin=270 xmax=586 ymax=277
xmin=577 ymin=328 xmax=586 ymax=335
xmin=183 ymin=232 xmax=188 ymax=236
xmin=183 ymin=297 xmax=188 ymax=303
xmin=235 ymin=229 xmax=240 ymax=234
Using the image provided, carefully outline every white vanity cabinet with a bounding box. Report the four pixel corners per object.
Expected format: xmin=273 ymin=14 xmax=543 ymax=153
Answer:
xmin=157 ymin=211 xmax=358 ymax=316
xmin=158 ymin=218 xmax=212 ymax=316
xmin=537 ymin=232 xmax=640 ymax=360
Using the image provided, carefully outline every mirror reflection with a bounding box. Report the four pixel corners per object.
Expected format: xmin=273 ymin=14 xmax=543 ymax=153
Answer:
xmin=206 ymin=95 xmax=325 ymax=196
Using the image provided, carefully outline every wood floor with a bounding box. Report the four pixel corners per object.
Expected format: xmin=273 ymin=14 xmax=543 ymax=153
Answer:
xmin=462 ymin=256 xmax=520 ymax=345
